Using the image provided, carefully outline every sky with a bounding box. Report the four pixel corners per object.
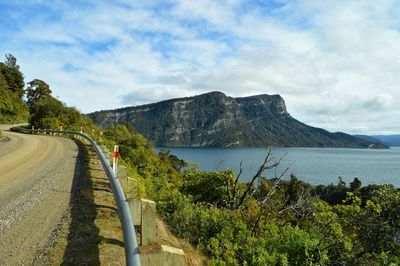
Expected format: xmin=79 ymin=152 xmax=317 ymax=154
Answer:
xmin=1 ymin=0 xmax=400 ymax=134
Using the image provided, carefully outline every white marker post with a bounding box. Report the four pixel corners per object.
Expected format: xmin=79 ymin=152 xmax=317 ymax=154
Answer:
xmin=113 ymin=145 xmax=119 ymax=175
xmin=80 ymin=127 xmax=83 ymax=134
xmin=60 ymin=125 xmax=63 ymax=135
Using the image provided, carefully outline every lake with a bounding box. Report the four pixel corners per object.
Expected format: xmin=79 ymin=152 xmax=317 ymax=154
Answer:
xmin=156 ymin=147 xmax=400 ymax=187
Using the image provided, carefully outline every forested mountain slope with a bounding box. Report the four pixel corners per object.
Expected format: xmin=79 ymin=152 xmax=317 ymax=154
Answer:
xmin=90 ymin=91 xmax=386 ymax=148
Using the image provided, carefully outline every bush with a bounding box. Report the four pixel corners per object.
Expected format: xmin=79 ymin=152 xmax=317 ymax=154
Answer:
xmin=67 ymin=116 xmax=400 ymax=265
xmin=181 ymin=169 xmax=236 ymax=208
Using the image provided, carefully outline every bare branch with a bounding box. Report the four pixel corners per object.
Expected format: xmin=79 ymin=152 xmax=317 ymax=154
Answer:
xmin=261 ymin=166 xmax=289 ymax=205
xmin=230 ymin=161 xmax=243 ymax=209
xmin=236 ymin=147 xmax=273 ymax=208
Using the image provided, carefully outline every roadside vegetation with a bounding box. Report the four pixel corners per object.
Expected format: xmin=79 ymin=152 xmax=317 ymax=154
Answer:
xmin=26 ymin=78 xmax=95 ymax=131
xmin=105 ymin=125 xmax=400 ymax=265
xmin=0 ymin=54 xmax=29 ymax=123
xmin=4 ymin=54 xmax=400 ymax=265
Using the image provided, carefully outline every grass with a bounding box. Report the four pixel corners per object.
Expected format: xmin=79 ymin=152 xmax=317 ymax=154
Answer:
xmin=155 ymin=216 xmax=209 ymax=265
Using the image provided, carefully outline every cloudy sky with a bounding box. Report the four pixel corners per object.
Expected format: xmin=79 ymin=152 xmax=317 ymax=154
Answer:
xmin=1 ymin=0 xmax=400 ymax=134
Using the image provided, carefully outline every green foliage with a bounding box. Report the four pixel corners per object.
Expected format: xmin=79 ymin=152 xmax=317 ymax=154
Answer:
xmin=0 ymin=57 xmax=24 ymax=97
xmin=282 ymin=174 xmax=313 ymax=205
xmin=104 ymin=124 xmax=183 ymax=198
xmin=181 ymin=169 xmax=235 ymax=207
xmin=90 ymin=121 xmax=400 ymax=265
xmin=26 ymin=79 xmax=52 ymax=113
xmin=29 ymin=94 xmax=94 ymax=131
xmin=0 ymin=55 xmax=29 ymax=123
xmin=159 ymin=150 xmax=187 ymax=171
xmin=313 ymin=177 xmax=351 ymax=205
xmin=0 ymin=82 xmax=29 ymax=123
xmin=333 ymin=186 xmax=400 ymax=264
xmin=20 ymin=65 xmax=395 ymax=264
xmin=349 ymin=177 xmax=362 ymax=192
xmin=5 ymin=54 xmax=19 ymax=69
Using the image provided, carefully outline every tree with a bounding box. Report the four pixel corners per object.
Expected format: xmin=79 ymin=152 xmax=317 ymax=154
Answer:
xmin=5 ymin=54 xmax=19 ymax=69
xmin=0 ymin=54 xmax=25 ymax=97
xmin=181 ymin=169 xmax=236 ymax=207
xmin=333 ymin=186 xmax=400 ymax=264
xmin=26 ymin=79 xmax=52 ymax=112
xmin=349 ymin=177 xmax=362 ymax=192
xmin=227 ymin=147 xmax=289 ymax=210
xmin=0 ymin=73 xmax=7 ymax=90
xmin=0 ymin=57 xmax=29 ymax=122
xmin=159 ymin=150 xmax=187 ymax=171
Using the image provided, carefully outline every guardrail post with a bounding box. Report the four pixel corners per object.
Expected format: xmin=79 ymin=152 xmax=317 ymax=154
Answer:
xmin=127 ymin=197 xmax=186 ymax=266
xmin=127 ymin=198 xmax=156 ymax=245
xmin=141 ymin=199 xmax=156 ymax=246
xmin=139 ymin=245 xmax=185 ymax=266
xmin=128 ymin=198 xmax=142 ymax=226
xmin=113 ymin=145 xmax=119 ymax=175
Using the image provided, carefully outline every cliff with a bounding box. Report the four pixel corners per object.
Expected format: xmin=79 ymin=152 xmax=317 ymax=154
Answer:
xmin=89 ymin=91 xmax=387 ymax=148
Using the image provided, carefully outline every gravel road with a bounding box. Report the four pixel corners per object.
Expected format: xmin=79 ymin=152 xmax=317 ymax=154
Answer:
xmin=0 ymin=125 xmax=80 ymax=265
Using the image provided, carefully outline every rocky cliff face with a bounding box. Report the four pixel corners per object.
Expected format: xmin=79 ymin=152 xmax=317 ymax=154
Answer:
xmin=89 ymin=91 xmax=387 ymax=148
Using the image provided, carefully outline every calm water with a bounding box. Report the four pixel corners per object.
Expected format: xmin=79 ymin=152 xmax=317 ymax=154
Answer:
xmin=156 ymin=147 xmax=400 ymax=187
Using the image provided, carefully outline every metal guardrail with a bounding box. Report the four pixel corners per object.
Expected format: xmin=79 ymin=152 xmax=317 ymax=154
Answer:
xmin=13 ymin=127 xmax=141 ymax=266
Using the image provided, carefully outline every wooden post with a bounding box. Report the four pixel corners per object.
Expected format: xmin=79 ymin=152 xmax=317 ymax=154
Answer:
xmin=141 ymin=199 xmax=156 ymax=245
xmin=127 ymin=198 xmax=156 ymax=245
xmin=139 ymin=245 xmax=186 ymax=266
xmin=127 ymin=198 xmax=142 ymax=226
xmin=126 ymin=197 xmax=187 ymax=265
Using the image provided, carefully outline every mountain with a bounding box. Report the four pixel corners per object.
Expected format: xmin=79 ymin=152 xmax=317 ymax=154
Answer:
xmin=371 ymin=135 xmax=400 ymax=147
xmin=354 ymin=135 xmax=384 ymax=144
xmin=89 ymin=91 xmax=387 ymax=148
xmin=356 ymin=134 xmax=400 ymax=147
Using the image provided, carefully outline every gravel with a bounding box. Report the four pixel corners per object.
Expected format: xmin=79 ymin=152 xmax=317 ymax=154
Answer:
xmin=0 ymin=128 xmax=80 ymax=265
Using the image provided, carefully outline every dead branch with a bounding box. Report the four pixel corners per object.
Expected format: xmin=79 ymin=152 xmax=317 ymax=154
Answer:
xmin=230 ymin=161 xmax=243 ymax=209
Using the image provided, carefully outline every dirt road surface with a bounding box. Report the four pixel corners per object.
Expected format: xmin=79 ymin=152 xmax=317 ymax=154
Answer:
xmin=0 ymin=125 xmax=80 ymax=265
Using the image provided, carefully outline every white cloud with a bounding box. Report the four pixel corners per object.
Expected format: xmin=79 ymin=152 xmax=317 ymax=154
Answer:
xmin=1 ymin=0 xmax=400 ymax=134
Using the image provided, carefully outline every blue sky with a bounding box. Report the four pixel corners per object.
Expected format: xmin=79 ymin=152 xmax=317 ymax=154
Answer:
xmin=1 ymin=0 xmax=400 ymax=134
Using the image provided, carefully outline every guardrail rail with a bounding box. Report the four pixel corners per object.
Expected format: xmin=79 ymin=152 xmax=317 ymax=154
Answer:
xmin=12 ymin=127 xmax=141 ymax=266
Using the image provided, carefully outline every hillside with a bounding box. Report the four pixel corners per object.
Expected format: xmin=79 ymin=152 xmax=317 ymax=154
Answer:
xmin=371 ymin=135 xmax=400 ymax=147
xmin=89 ymin=91 xmax=387 ymax=148
xmin=0 ymin=55 xmax=29 ymax=123
xmin=354 ymin=135 xmax=383 ymax=144
xmin=356 ymin=134 xmax=400 ymax=147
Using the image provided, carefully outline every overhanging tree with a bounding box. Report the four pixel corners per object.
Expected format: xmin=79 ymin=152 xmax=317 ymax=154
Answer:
xmin=26 ymin=79 xmax=52 ymax=113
